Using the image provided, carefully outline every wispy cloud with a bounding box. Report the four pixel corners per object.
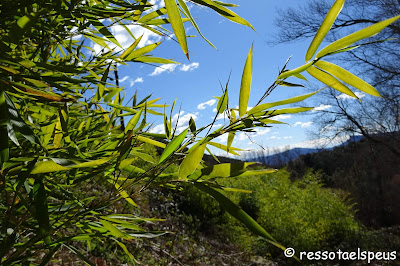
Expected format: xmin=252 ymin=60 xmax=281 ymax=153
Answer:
xmin=120 ymin=76 xmax=143 ymax=87
xmin=337 ymin=92 xmax=366 ymax=100
xmin=294 ymin=121 xmax=313 ymax=128
xmin=274 ymin=114 xmax=292 ymax=120
xmin=130 ymin=77 xmax=143 ymax=87
xmin=197 ymin=99 xmax=216 ymax=110
xmin=180 ymin=62 xmax=199 ymax=72
xmin=312 ymin=104 xmax=332 ymax=112
xmin=150 ymin=64 xmax=177 ymax=76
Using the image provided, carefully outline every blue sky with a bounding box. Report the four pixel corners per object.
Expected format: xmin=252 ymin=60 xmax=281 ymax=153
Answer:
xmin=94 ymin=0 xmax=359 ymax=157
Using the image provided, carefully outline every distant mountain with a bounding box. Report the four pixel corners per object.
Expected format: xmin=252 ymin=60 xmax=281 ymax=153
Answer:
xmin=248 ymin=135 xmax=365 ymax=167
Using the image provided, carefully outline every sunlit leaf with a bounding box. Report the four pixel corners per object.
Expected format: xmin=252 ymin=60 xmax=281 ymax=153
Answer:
xmin=179 ymin=143 xmax=206 ymax=179
xmin=316 ymin=14 xmax=400 ymax=58
xmin=125 ymin=110 xmax=142 ymax=133
xmin=239 ymin=44 xmax=253 ymax=117
xmin=165 ymin=0 xmax=189 ymax=58
xmin=124 ymin=42 xmax=162 ymax=61
xmin=247 ymin=91 xmax=318 ymax=116
xmin=307 ymin=66 xmax=356 ymax=97
xmin=305 ymin=0 xmax=345 ymax=61
xmin=121 ymin=35 xmax=143 ymax=60
xmin=208 ymin=141 xmax=242 ymax=156
xmin=216 ymin=90 xmax=228 ymax=114
xmin=276 ymin=61 xmax=313 ymax=80
xmin=158 ymin=128 xmax=189 ymax=164
xmin=314 ymin=61 xmax=381 ymax=97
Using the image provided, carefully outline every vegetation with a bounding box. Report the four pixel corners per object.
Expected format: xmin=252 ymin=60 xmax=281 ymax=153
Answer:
xmin=0 ymin=0 xmax=399 ymax=264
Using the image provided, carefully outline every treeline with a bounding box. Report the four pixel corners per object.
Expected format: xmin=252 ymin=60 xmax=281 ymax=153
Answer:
xmin=287 ymin=135 xmax=400 ymax=228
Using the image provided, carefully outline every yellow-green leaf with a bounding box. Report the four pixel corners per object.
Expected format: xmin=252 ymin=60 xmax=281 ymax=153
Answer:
xmin=314 ymin=61 xmax=381 ymax=97
xmin=307 ymin=66 xmax=356 ymax=97
xmin=125 ymin=110 xmax=142 ymax=133
xmin=165 ymin=0 xmax=189 ymax=58
xmin=179 ymin=143 xmax=206 ymax=179
xmin=124 ymin=42 xmax=161 ymax=61
xmin=100 ymin=219 xmax=127 ymax=238
xmin=158 ymin=128 xmax=189 ymax=164
xmin=305 ymin=0 xmax=345 ymax=61
xmin=239 ymin=44 xmax=253 ymax=117
xmin=136 ymin=135 xmax=166 ymax=148
xmin=276 ymin=61 xmax=314 ymax=80
xmin=121 ymin=35 xmax=143 ymax=60
xmin=216 ymin=90 xmax=228 ymax=114
xmin=316 ymin=14 xmax=400 ymax=58
xmin=208 ymin=141 xmax=242 ymax=156
xmin=247 ymin=91 xmax=318 ymax=116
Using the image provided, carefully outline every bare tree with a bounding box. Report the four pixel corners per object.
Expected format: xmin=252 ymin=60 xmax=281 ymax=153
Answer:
xmin=273 ymin=0 xmax=400 ymax=156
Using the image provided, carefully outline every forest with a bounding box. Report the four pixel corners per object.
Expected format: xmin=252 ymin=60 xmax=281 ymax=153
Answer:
xmin=0 ymin=0 xmax=399 ymax=265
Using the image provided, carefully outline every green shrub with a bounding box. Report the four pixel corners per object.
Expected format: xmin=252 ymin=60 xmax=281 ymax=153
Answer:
xmin=221 ymin=169 xmax=361 ymax=257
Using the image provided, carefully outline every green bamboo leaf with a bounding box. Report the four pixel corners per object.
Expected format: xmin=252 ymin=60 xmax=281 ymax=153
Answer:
xmin=227 ymin=132 xmax=235 ymax=150
xmin=239 ymin=44 xmax=253 ymax=117
xmin=158 ymin=128 xmax=189 ymax=164
xmin=208 ymin=141 xmax=242 ymax=156
xmin=124 ymin=42 xmax=162 ymax=61
xmin=165 ymin=0 xmax=189 ymax=58
xmin=113 ymin=239 xmax=137 ymax=264
xmin=314 ymin=61 xmax=381 ymax=97
xmin=213 ymin=1 xmax=238 ymax=7
xmin=189 ymin=162 xmax=276 ymax=180
xmin=108 ymin=179 xmax=138 ymax=207
xmin=216 ymin=90 xmax=228 ymax=114
xmin=194 ymin=182 xmax=276 ymax=243
xmin=191 ymin=0 xmax=254 ymax=30
xmin=64 ymin=244 xmax=95 ymax=266
xmin=316 ymin=14 xmax=400 ymax=58
xmin=33 ymin=178 xmax=51 ymax=244
xmin=276 ymin=61 xmax=313 ymax=80
xmin=138 ymin=7 xmax=168 ymax=23
xmin=125 ymin=110 xmax=142 ymax=133
xmin=305 ymin=0 xmax=345 ymax=61
xmin=136 ymin=135 xmax=166 ymax=148
xmin=252 ymin=107 xmax=314 ymax=118
xmin=41 ymin=122 xmax=56 ymax=147
xmin=179 ymin=143 xmax=206 ymax=179
xmin=307 ymin=66 xmax=357 ymax=98
xmin=276 ymin=81 xmax=304 ymax=87
xmin=133 ymin=56 xmax=179 ymax=64
xmin=177 ymin=0 xmax=216 ymax=49
xmin=131 ymin=151 xmax=157 ymax=164
xmin=247 ymin=91 xmax=318 ymax=116
xmin=189 ymin=117 xmax=196 ymax=132
xmin=146 ymin=17 xmax=191 ymax=26
xmin=100 ymin=219 xmax=127 ymax=238
xmin=121 ymin=35 xmax=143 ymax=60
xmin=88 ymin=17 xmax=122 ymax=48
xmin=164 ymin=111 xmax=171 ymax=139
xmin=0 ymin=89 xmax=9 ymax=167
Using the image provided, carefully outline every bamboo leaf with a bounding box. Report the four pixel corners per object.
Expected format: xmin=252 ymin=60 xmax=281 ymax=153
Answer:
xmin=194 ymin=182 xmax=276 ymax=242
xmin=177 ymin=0 xmax=216 ymax=49
xmin=113 ymin=239 xmax=137 ymax=264
xmin=165 ymin=0 xmax=189 ymax=58
xmin=136 ymin=135 xmax=166 ymax=148
xmin=316 ymin=14 xmax=400 ymax=58
xmin=191 ymin=0 xmax=254 ymax=30
xmin=121 ymin=35 xmax=143 ymax=60
xmin=124 ymin=42 xmax=162 ymax=61
xmin=100 ymin=219 xmax=127 ymax=238
xmin=179 ymin=143 xmax=206 ymax=179
xmin=216 ymin=90 xmax=228 ymax=114
xmin=0 ymin=89 xmax=9 ymax=167
xmin=276 ymin=61 xmax=313 ymax=80
xmin=247 ymin=91 xmax=318 ymax=116
xmin=314 ymin=61 xmax=381 ymax=97
xmin=239 ymin=44 xmax=253 ymax=117
xmin=88 ymin=17 xmax=122 ymax=48
xmin=133 ymin=56 xmax=179 ymax=64
xmin=305 ymin=0 xmax=345 ymax=61
xmin=158 ymin=128 xmax=189 ymax=164
xmin=33 ymin=178 xmax=51 ymax=244
xmin=208 ymin=141 xmax=242 ymax=156
xmin=125 ymin=110 xmax=142 ymax=133
xmin=307 ymin=66 xmax=357 ymax=98
xmin=138 ymin=7 xmax=168 ymax=23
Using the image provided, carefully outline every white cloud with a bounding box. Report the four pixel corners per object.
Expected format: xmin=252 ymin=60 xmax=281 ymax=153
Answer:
xmin=180 ymin=62 xmax=199 ymax=72
xmin=150 ymin=64 xmax=177 ymax=76
xmin=120 ymin=76 xmax=129 ymax=83
xmin=274 ymin=114 xmax=292 ymax=120
xmin=312 ymin=104 xmax=332 ymax=112
xmin=197 ymin=99 xmax=216 ymax=110
xmin=337 ymin=92 xmax=366 ymax=100
xmin=294 ymin=121 xmax=313 ymax=128
xmin=149 ymin=124 xmax=164 ymax=134
xmin=91 ymin=23 xmax=162 ymax=55
xmin=130 ymin=77 xmax=144 ymax=87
